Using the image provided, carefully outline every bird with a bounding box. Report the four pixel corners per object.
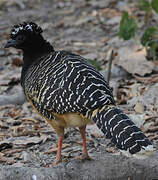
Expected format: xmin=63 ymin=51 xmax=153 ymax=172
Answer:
xmin=4 ymin=22 xmax=154 ymax=165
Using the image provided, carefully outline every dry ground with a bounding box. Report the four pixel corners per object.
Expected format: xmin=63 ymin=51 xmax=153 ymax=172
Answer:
xmin=0 ymin=0 xmax=158 ymax=179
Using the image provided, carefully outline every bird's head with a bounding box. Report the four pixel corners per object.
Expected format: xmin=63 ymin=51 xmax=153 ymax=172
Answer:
xmin=4 ymin=22 xmax=43 ymax=50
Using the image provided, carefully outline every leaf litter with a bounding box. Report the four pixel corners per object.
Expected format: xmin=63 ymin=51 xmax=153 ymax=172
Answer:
xmin=0 ymin=0 xmax=158 ymax=167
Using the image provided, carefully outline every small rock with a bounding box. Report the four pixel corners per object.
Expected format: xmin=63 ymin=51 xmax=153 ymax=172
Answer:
xmin=117 ymin=46 xmax=154 ymax=76
xmin=100 ymin=64 xmax=129 ymax=78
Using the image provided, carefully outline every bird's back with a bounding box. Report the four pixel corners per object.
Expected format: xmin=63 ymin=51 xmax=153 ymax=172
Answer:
xmin=22 ymin=50 xmax=115 ymax=116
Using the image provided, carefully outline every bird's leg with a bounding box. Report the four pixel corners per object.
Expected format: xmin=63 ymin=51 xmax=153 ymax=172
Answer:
xmin=55 ymin=135 xmax=64 ymax=164
xmin=45 ymin=135 xmax=64 ymax=167
xmin=78 ymin=126 xmax=91 ymax=160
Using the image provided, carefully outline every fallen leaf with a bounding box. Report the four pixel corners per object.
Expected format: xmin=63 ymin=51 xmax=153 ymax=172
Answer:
xmin=0 ymin=156 xmax=16 ymax=165
xmin=105 ymin=147 xmax=115 ymax=153
xmin=21 ymin=117 xmax=37 ymax=123
xmin=99 ymin=8 xmax=121 ymax=17
xmin=12 ymin=57 xmax=23 ymax=67
xmin=2 ymin=148 xmax=23 ymax=155
xmin=149 ymin=134 xmax=158 ymax=141
xmin=134 ymin=74 xmax=158 ymax=84
xmin=134 ymin=102 xmax=144 ymax=114
xmin=74 ymin=16 xmax=94 ymax=26
xmin=145 ymin=126 xmax=158 ymax=133
xmin=0 ymin=142 xmax=13 ymax=151
xmin=3 ymin=108 xmax=22 ymax=119
xmin=45 ymin=143 xmax=70 ymax=154
xmin=5 ymin=136 xmax=43 ymax=147
xmin=0 ymin=152 xmax=4 ymax=156
xmin=73 ymin=42 xmax=97 ymax=47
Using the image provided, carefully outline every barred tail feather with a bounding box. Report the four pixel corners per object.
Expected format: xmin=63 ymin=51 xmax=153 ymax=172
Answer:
xmin=91 ymin=105 xmax=154 ymax=155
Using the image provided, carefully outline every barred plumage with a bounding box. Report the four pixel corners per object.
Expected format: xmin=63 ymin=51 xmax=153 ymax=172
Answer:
xmin=88 ymin=105 xmax=152 ymax=154
xmin=23 ymin=51 xmax=115 ymax=115
xmin=5 ymin=22 xmax=154 ymax=164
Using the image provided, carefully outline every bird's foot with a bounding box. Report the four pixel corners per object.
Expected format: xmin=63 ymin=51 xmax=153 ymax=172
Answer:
xmin=74 ymin=153 xmax=91 ymax=161
xmin=45 ymin=158 xmax=62 ymax=168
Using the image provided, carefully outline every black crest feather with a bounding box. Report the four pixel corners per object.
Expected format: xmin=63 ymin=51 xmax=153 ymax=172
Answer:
xmin=11 ymin=22 xmax=43 ymax=38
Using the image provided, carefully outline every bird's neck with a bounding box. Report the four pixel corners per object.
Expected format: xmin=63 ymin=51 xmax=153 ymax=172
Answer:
xmin=21 ymin=36 xmax=54 ymax=87
xmin=23 ymin=37 xmax=54 ymax=62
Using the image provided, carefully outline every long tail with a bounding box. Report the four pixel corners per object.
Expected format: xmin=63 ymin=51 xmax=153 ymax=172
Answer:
xmin=87 ymin=105 xmax=154 ymax=156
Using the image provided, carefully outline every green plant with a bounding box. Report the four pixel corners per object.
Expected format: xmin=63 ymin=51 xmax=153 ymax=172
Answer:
xmin=138 ymin=0 xmax=152 ymax=23
xmin=119 ymin=0 xmax=158 ymax=60
xmin=88 ymin=59 xmax=102 ymax=71
xmin=119 ymin=12 xmax=137 ymax=40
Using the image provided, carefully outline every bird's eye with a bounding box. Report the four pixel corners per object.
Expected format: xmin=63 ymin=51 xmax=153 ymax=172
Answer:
xmin=16 ymin=35 xmax=25 ymax=42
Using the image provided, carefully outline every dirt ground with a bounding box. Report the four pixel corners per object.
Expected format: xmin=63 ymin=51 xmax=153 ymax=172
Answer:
xmin=0 ymin=0 xmax=158 ymax=179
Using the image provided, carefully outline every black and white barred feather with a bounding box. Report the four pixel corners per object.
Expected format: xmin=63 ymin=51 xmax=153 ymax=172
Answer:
xmin=88 ymin=105 xmax=153 ymax=155
xmin=7 ymin=22 xmax=154 ymax=156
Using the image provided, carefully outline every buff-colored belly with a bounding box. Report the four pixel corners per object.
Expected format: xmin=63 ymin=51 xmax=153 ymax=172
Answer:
xmin=52 ymin=112 xmax=93 ymax=128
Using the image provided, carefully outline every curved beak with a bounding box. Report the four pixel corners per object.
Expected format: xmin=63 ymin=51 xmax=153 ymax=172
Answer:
xmin=4 ymin=39 xmax=17 ymax=48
